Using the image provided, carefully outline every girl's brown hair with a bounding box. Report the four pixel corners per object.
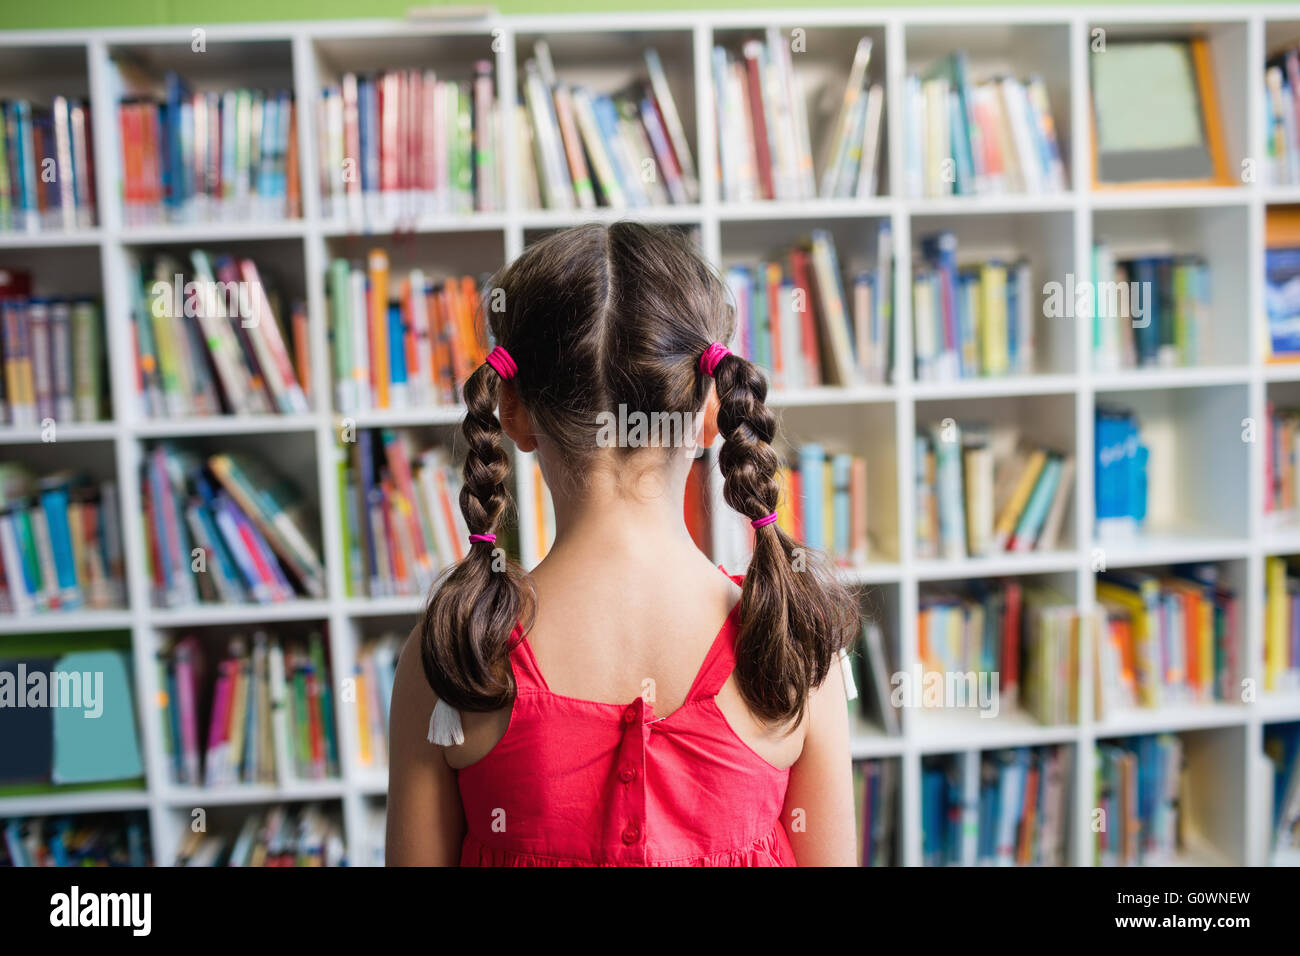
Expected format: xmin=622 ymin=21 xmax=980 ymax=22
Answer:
xmin=419 ymin=222 xmax=859 ymax=725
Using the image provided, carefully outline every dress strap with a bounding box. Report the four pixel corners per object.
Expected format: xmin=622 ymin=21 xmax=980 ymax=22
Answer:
xmin=686 ymin=572 xmax=746 ymax=701
xmin=507 ymin=622 xmax=551 ymax=693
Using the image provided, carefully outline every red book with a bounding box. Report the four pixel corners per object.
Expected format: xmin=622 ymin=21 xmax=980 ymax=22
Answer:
xmin=788 ymin=248 xmax=822 ymax=386
xmin=742 ymin=41 xmax=774 ymax=200
xmin=1002 ymin=580 xmax=1022 ymax=702
xmin=790 ymin=469 xmax=804 ymax=541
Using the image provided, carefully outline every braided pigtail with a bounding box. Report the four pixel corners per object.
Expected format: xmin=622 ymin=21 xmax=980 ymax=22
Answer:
xmin=712 ymin=351 xmax=858 ymax=725
xmin=418 ymin=361 xmax=531 ymax=712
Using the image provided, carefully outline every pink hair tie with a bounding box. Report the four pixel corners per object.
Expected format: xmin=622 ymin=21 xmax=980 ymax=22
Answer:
xmin=468 ymin=533 xmax=497 ymax=544
xmin=485 ymin=346 xmax=517 ymax=380
xmin=699 ymin=342 xmax=731 ymax=377
xmin=751 ymin=513 xmax=778 ymax=530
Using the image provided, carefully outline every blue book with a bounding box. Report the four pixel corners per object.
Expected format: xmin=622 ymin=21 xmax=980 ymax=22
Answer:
xmin=592 ymin=95 xmax=635 ymax=205
xmin=1010 ymin=455 xmax=1062 ymax=549
xmin=922 ymin=768 xmax=945 ymax=866
xmin=388 ymin=304 xmax=407 ymax=390
xmin=39 ymin=481 xmax=80 ymax=608
xmin=798 ymin=443 xmax=825 ymax=551
xmin=831 ymin=453 xmax=852 ymax=560
xmin=1005 ymin=267 xmax=1019 ymax=368
xmin=164 ymin=71 xmax=190 ymax=208
xmin=1131 ymin=259 xmax=1162 ymax=366
xmin=1265 ymin=247 xmax=1300 ymax=357
xmin=360 ymin=78 xmax=379 ymax=195
xmin=752 ymin=267 xmax=770 ymax=373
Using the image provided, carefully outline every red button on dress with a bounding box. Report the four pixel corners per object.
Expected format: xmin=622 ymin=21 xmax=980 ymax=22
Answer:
xmin=456 ymin=571 xmax=795 ymax=866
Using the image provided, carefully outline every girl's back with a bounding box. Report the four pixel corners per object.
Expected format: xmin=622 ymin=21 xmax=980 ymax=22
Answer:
xmin=386 ymin=223 xmax=859 ymax=866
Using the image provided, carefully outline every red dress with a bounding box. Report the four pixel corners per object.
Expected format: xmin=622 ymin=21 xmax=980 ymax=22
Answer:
xmin=456 ymin=576 xmax=795 ymax=866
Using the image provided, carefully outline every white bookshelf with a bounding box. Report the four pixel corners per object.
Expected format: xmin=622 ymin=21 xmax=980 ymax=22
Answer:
xmin=0 ymin=5 xmax=1298 ymax=867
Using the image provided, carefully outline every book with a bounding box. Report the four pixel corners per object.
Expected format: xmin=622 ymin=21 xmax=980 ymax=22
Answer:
xmin=328 ymin=256 xmax=489 ymax=413
xmin=1095 ymin=734 xmax=1183 ymax=866
xmin=174 ymin=802 xmax=346 ymax=866
xmin=1091 ymin=242 xmax=1209 ymax=372
xmin=341 ymin=431 xmax=468 ymax=598
xmin=727 ymin=224 xmax=892 ymax=389
xmin=713 ymin=32 xmax=881 ymax=202
xmin=1094 ymin=404 xmax=1148 ymax=538
xmin=0 ymin=290 xmax=105 ymax=428
xmin=0 ymin=466 xmax=125 ymax=615
xmin=773 ymin=443 xmax=868 ymax=567
xmin=0 ymin=97 xmax=96 ymax=232
xmin=317 ymin=63 xmax=503 ymax=223
xmin=159 ymin=630 xmax=339 ymax=788
xmin=852 ymin=758 xmax=898 ymax=866
xmin=914 ymin=232 xmax=1034 ymax=381
xmin=114 ymin=69 xmax=298 ymax=226
xmin=519 ymin=43 xmax=696 ymax=210
xmin=141 ymin=445 xmax=325 ymax=608
xmin=0 ymin=812 xmax=150 ymax=867
xmin=905 ymin=54 xmax=1065 ymax=198
xmin=922 ymin=745 xmax=1072 ymax=865
xmin=131 ymin=251 xmax=309 ymax=419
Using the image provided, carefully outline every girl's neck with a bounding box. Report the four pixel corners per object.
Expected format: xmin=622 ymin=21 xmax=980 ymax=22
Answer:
xmin=547 ymin=461 xmax=698 ymax=562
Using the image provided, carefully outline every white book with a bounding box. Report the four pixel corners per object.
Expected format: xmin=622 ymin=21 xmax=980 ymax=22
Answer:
xmin=960 ymin=750 xmax=980 ymax=866
xmin=268 ymin=640 xmax=293 ymax=785
xmin=855 ymin=84 xmax=886 ymax=199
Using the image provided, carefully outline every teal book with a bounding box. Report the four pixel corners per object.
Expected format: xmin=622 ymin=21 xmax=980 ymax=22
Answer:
xmin=51 ymin=650 xmax=143 ymax=784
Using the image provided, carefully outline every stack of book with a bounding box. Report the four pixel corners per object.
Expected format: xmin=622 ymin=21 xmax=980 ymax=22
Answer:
xmin=1264 ymin=722 xmax=1300 ymax=865
xmin=354 ymin=632 xmax=401 ymax=770
xmin=915 ymin=423 xmax=1074 ymax=559
xmin=852 ymin=759 xmax=897 ymax=866
xmin=132 ymin=251 xmax=310 ymax=419
xmin=1265 ymin=403 xmax=1300 ymax=523
xmin=1090 ymin=243 xmax=1210 ymax=372
xmin=774 ymin=442 xmax=869 ymax=567
xmin=713 ymin=33 xmax=883 ymax=202
xmin=115 ymin=70 xmax=300 ymax=226
xmin=317 ymin=63 xmax=503 ymax=222
xmin=0 ymin=465 xmax=124 ymax=615
xmin=1 ymin=813 xmax=150 ymax=866
xmin=917 ymin=580 xmax=1078 ymax=724
xmin=142 ymin=446 xmax=326 ymax=608
xmin=1095 ymin=734 xmax=1183 ymax=866
xmin=912 ymin=231 xmax=1034 ymax=381
xmin=1094 ymin=405 xmax=1148 ymax=538
xmin=519 ymin=43 xmax=697 ymax=210
xmin=1096 ymin=566 xmax=1242 ymax=717
xmin=727 ymin=225 xmax=892 ymax=389
xmin=174 ymin=803 xmax=346 ymax=866
xmin=904 ymin=53 xmax=1066 ymax=198
xmin=0 ymin=97 xmax=97 ymax=231
xmin=159 ymin=630 xmax=339 ymax=787
xmin=115 ymin=72 xmax=299 ymax=226
xmin=1265 ymin=556 xmax=1300 ymax=694
xmin=328 ymin=254 xmax=488 ymax=414
xmin=1 ymin=271 xmax=104 ymax=426
xmin=339 ymin=431 xmax=469 ymax=599
xmin=922 ymin=745 xmax=1073 ymax=866
xmin=1265 ymin=47 xmax=1300 ymax=187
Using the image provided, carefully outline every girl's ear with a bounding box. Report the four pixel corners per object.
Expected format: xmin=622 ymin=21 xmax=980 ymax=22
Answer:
xmin=699 ymin=382 xmax=721 ymax=449
xmin=497 ymin=382 xmax=538 ymax=453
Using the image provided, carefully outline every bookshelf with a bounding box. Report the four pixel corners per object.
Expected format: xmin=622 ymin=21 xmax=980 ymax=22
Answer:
xmin=2 ymin=5 xmax=1299 ymax=867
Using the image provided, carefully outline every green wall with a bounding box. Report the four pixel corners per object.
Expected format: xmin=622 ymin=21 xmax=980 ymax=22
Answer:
xmin=4 ymin=0 xmax=1299 ymax=32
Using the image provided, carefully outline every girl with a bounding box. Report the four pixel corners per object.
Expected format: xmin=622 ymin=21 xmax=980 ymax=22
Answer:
xmin=387 ymin=222 xmax=860 ymax=866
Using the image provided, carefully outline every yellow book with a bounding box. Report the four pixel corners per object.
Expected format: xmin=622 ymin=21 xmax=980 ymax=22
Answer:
xmin=1197 ymin=589 xmax=1212 ymax=700
xmin=355 ymin=666 xmax=372 ymax=767
xmin=1097 ymin=579 xmax=1161 ymax=709
xmin=776 ymin=466 xmax=795 ymax=536
xmin=993 ymin=449 xmax=1046 ymax=550
xmin=980 ymin=262 xmax=1008 ymax=376
xmin=1267 ymin=555 xmax=1287 ymax=692
xmin=368 ymin=249 xmax=390 ymax=409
